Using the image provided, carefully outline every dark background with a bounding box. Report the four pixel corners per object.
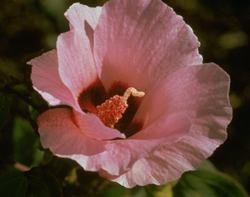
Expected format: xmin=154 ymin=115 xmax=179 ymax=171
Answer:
xmin=0 ymin=0 xmax=249 ymax=196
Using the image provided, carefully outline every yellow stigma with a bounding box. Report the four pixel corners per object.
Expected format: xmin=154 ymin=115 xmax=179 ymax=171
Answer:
xmin=96 ymin=87 xmax=145 ymax=128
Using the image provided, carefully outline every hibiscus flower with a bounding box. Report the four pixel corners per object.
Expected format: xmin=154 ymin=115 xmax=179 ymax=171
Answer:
xmin=28 ymin=0 xmax=232 ymax=188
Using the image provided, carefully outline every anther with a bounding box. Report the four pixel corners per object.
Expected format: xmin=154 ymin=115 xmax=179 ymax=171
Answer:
xmin=96 ymin=87 xmax=145 ymax=128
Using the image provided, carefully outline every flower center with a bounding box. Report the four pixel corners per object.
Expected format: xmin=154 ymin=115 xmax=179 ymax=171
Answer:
xmin=96 ymin=87 xmax=145 ymax=128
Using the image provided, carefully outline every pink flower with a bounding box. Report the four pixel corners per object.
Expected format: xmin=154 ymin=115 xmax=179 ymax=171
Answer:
xmin=28 ymin=0 xmax=232 ymax=188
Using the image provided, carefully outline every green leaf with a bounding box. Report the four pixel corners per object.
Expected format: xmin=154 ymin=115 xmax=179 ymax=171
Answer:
xmin=173 ymin=163 xmax=249 ymax=197
xmin=12 ymin=116 xmax=44 ymax=167
xmin=153 ymin=184 xmax=174 ymax=197
xmin=0 ymin=170 xmax=28 ymax=197
xmin=0 ymin=59 xmax=23 ymax=88
xmin=0 ymin=168 xmax=63 ymax=197
xmin=101 ymin=186 xmax=130 ymax=197
xmin=25 ymin=168 xmax=63 ymax=197
xmin=0 ymin=92 xmax=13 ymax=129
xmin=101 ymin=185 xmax=147 ymax=197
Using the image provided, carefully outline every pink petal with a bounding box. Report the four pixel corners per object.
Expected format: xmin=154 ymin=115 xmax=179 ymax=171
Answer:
xmin=28 ymin=50 xmax=75 ymax=106
xmin=78 ymin=115 xmax=191 ymax=176
xmin=131 ymin=112 xmax=190 ymax=139
xmin=37 ymin=108 xmax=105 ymax=156
xmin=73 ymin=139 xmax=168 ymax=176
xmin=33 ymin=88 xmax=61 ymax=106
xmin=112 ymin=132 xmax=226 ymax=188
xmin=65 ymin=3 xmax=102 ymax=48
xmin=57 ymin=4 xmax=101 ymax=98
xmin=73 ymin=111 xmax=125 ymax=140
xmin=108 ymin=63 xmax=232 ymax=187
xmin=66 ymin=64 xmax=235 ymax=178
xmin=65 ymin=3 xmax=101 ymax=29
xmin=134 ymin=63 xmax=232 ymax=128
xmin=94 ymin=0 xmax=202 ymax=91
xmin=57 ymin=31 xmax=97 ymax=98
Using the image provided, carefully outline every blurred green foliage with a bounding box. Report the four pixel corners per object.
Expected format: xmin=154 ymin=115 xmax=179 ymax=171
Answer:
xmin=173 ymin=161 xmax=248 ymax=197
xmin=99 ymin=161 xmax=249 ymax=197
xmin=0 ymin=168 xmax=63 ymax=197
xmin=0 ymin=0 xmax=249 ymax=196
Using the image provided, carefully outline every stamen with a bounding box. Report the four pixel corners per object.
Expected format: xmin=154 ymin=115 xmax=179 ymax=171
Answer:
xmin=96 ymin=87 xmax=145 ymax=128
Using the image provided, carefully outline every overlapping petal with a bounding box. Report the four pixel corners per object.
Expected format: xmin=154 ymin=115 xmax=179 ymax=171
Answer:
xmin=78 ymin=115 xmax=191 ymax=176
xmin=94 ymin=0 xmax=202 ymax=91
xmin=29 ymin=0 xmax=232 ymax=188
xmin=109 ymin=63 xmax=232 ymax=187
xmin=134 ymin=63 xmax=232 ymax=128
xmin=38 ymin=108 xmax=105 ymax=156
xmin=57 ymin=5 xmax=101 ymax=99
xmin=131 ymin=112 xmax=190 ymax=139
xmin=73 ymin=111 xmax=125 ymax=140
xmin=28 ymin=50 xmax=75 ymax=106
xmin=64 ymin=3 xmax=102 ymax=49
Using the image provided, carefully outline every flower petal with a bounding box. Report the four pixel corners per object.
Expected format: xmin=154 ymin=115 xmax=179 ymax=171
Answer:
xmin=65 ymin=3 xmax=101 ymax=30
xmin=28 ymin=50 xmax=75 ymax=106
xmin=77 ymin=115 xmax=191 ymax=176
xmin=57 ymin=4 xmax=101 ymax=98
xmin=65 ymin=3 xmax=102 ymax=48
xmin=73 ymin=111 xmax=125 ymax=140
xmin=57 ymin=30 xmax=97 ymax=98
xmin=33 ymin=88 xmax=61 ymax=106
xmin=112 ymin=131 xmax=228 ymax=188
xmin=71 ymin=139 xmax=173 ymax=176
xmin=94 ymin=0 xmax=202 ymax=91
xmin=134 ymin=63 xmax=232 ymax=128
xmin=38 ymin=108 xmax=105 ymax=156
xmin=109 ymin=63 xmax=232 ymax=187
xmin=131 ymin=112 xmax=191 ymax=139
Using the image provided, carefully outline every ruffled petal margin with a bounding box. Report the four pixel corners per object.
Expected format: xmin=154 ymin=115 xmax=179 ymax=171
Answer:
xmin=57 ymin=4 xmax=102 ymax=98
xmin=38 ymin=108 xmax=105 ymax=156
xmin=94 ymin=0 xmax=202 ymax=91
xmin=109 ymin=63 xmax=232 ymax=187
xmin=28 ymin=50 xmax=76 ymax=107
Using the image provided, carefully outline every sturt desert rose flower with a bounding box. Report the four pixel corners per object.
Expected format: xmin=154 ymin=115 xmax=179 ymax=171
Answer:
xmin=28 ymin=0 xmax=232 ymax=188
